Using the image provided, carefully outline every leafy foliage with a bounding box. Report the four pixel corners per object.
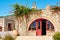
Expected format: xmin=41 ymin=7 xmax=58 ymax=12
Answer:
xmin=13 ymin=3 xmax=31 ymax=17
xmin=12 ymin=3 xmax=42 ymax=17
xmin=53 ymin=32 xmax=60 ymax=40
xmin=0 ymin=35 xmax=2 ymax=39
xmin=4 ymin=34 xmax=15 ymax=40
xmin=13 ymin=3 xmax=21 ymax=17
xmin=12 ymin=3 xmax=42 ymax=27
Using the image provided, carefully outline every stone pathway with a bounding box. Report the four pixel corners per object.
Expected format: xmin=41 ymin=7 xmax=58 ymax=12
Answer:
xmin=15 ymin=36 xmax=53 ymax=40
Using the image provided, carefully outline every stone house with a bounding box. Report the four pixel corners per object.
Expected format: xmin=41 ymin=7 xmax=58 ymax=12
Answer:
xmin=16 ymin=5 xmax=60 ymax=36
xmin=0 ymin=16 xmax=15 ymax=31
xmin=0 ymin=3 xmax=60 ymax=36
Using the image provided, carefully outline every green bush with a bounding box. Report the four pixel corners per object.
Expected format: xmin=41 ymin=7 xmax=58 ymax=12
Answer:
xmin=0 ymin=35 xmax=2 ymax=39
xmin=53 ymin=32 xmax=60 ymax=40
xmin=4 ymin=34 xmax=15 ymax=40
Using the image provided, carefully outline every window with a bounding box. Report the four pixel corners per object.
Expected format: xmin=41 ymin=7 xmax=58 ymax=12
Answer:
xmin=29 ymin=21 xmax=36 ymax=30
xmin=47 ymin=21 xmax=54 ymax=31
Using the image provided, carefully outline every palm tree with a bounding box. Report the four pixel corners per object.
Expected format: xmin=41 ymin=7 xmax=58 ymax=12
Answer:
xmin=12 ymin=3 xmax=20 ymax=30
xmin=12 ymin=3 xmax=32 ymax=30
xmin=12 ymin=3 xmax=42 ymax=30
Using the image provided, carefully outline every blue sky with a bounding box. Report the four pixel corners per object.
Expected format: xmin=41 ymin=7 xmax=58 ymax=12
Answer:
xmin=0 ymin=0 xmax=60 ymax=16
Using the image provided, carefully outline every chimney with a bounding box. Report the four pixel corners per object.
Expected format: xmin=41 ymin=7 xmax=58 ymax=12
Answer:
xmin=32 ymin=2 xmax=36 ymax=9
xmin=46 ymin=5 xmax=51 ymax=10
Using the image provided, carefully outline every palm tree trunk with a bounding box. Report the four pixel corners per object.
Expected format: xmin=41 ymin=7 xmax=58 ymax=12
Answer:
xmin=17 ymin=17 xmax=21 ymax=30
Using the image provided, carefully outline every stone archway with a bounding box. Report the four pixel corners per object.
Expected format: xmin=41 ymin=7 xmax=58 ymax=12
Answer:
xmin=28 ymin=16 xmax=59 ymax=32
xmin=27 ymin=14 xmax=59 ymax=36
xmin=28 ymin=18 xmax=55 ymax=36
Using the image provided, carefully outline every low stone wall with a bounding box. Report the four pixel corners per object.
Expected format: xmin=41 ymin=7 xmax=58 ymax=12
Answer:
xmin=15 ymin=36 xmax=53 ymax=40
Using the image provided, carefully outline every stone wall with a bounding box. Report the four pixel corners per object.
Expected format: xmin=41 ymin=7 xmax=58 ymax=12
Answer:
xmin=18 ymin=5 xmax=60 ymax=36
xmin=0 ymin=16 xmax=15 ymax=31
xmin=4 ymin=17 xmax=15 ymax=31
xmin=0 ymin=18 xmax=5 ymax=31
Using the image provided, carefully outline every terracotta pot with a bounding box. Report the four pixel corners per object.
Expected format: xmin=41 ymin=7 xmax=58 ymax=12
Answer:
xmin=13 ymin=30 xmax=19 ymax=36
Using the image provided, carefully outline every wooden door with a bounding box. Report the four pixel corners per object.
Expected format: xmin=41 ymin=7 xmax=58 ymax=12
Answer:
xmin=36 ymin=20 xmax=42 ymax=36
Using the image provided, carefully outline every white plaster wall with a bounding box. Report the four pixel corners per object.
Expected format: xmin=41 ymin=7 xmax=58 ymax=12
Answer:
xmin=0 ymin=18 xmax=5 ymax=31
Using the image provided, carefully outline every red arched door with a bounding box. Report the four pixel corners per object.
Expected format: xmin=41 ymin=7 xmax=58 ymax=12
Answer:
xmin=36 ymin=19 xmax=46 ymax=36
xmin=29 ymin=19 xmax=54 ymax=36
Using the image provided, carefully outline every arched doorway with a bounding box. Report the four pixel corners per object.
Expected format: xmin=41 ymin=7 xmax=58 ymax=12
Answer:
xmin=0 ymin=26 xmax=2 ymax=31
xmin=29 ymin=18 xmax=55 ymax=36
